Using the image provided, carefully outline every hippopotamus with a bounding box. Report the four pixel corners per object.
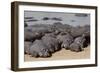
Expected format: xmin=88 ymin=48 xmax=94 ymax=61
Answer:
xmin=57 ymin=32 xmax=74 ymax=49
xmin=70 ymin=42 xmax=82 ymax=52
xmin=24 ymin=25 xmax=57 ymax=42
xmin=29 ymin=40 xmax=51 ymax=58
xmin=74 ymin=34 xmax=86 ymax=48
xmin=44 ymin=33 xmax=57 ymax=38
xmin=70 ymin=25 xmax=90 ymax=38
xmin=53 ymin=30 xmax=61 ymax=35
xmin=42 ymin=35 xmax=61 ymax=53
xmin=70 ymin=35 xmax=86 ymax=52
xmin=24 ymin=41 xmax=32 ymax=54
xmin=83 ymin=31 xmax=90 ymax=47
xmin=24 ymin=27 xmax=44 ymax=42
xmin=57 ymin=32 xmax=67 ymax=43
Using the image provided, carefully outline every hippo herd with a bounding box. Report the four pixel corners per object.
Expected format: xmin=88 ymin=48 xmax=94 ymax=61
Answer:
xmin=24 ymin=22 xmax=90 ymax=58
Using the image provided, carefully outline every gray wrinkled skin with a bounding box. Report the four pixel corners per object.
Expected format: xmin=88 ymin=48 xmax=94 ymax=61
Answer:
xmin=24 ymin=28 xmax=44 ymax=42
xmin=44 ymin=33 xmax=56 ymax=38
xmin=74 ymin=35 xmax=86 ymax=48
xmin=29 ymin=40 xmax=51 ymax=58
xmin=54 ymin=30 xmax=61 ymax=35
xmin=61 ymin=40 xmax=71 ymax=50
xmin=83 ymin=31 xmax=90 ymax=47
xmin=52 ymin=22 xmax=72 ymax=33
xmin=24 ymin=25 xmax=57 ymax=42
xmin=70 ymin=35 xmax=86 ymax=52
xmin=24 ymin=23 xmax=90 ymax=57
xmin=24 ymin=41 xmax=32 ymax=54
xmin=57 ymin=33 xmax=74 ymax=49
xmin=70 ymin=43 xmax=82 ymax=52
xmin=42 ymin=35 xmax=61 ymax=53
xmin=70 ymin=25 xmax=90 ymax=38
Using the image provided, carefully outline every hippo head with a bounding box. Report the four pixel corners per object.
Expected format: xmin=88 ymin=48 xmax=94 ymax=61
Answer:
xmin=70 ymin=47 xmax=82 ymax=52
xmin=70 ymin=43 xmax=83 ymax=52
xmin=39 ymin=49 xmax=51 ymax=57
xmin=61 ymin=42 xmax=70 ymax=50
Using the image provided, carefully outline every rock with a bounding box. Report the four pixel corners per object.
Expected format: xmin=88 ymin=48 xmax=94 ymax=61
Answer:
xmin=51 ymin=17 xmax=62 ymax=21
xmin=75 ymin=13 xmax=88 ymax=17
xmin=42 ymin=17 xmax=50 ymax=20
